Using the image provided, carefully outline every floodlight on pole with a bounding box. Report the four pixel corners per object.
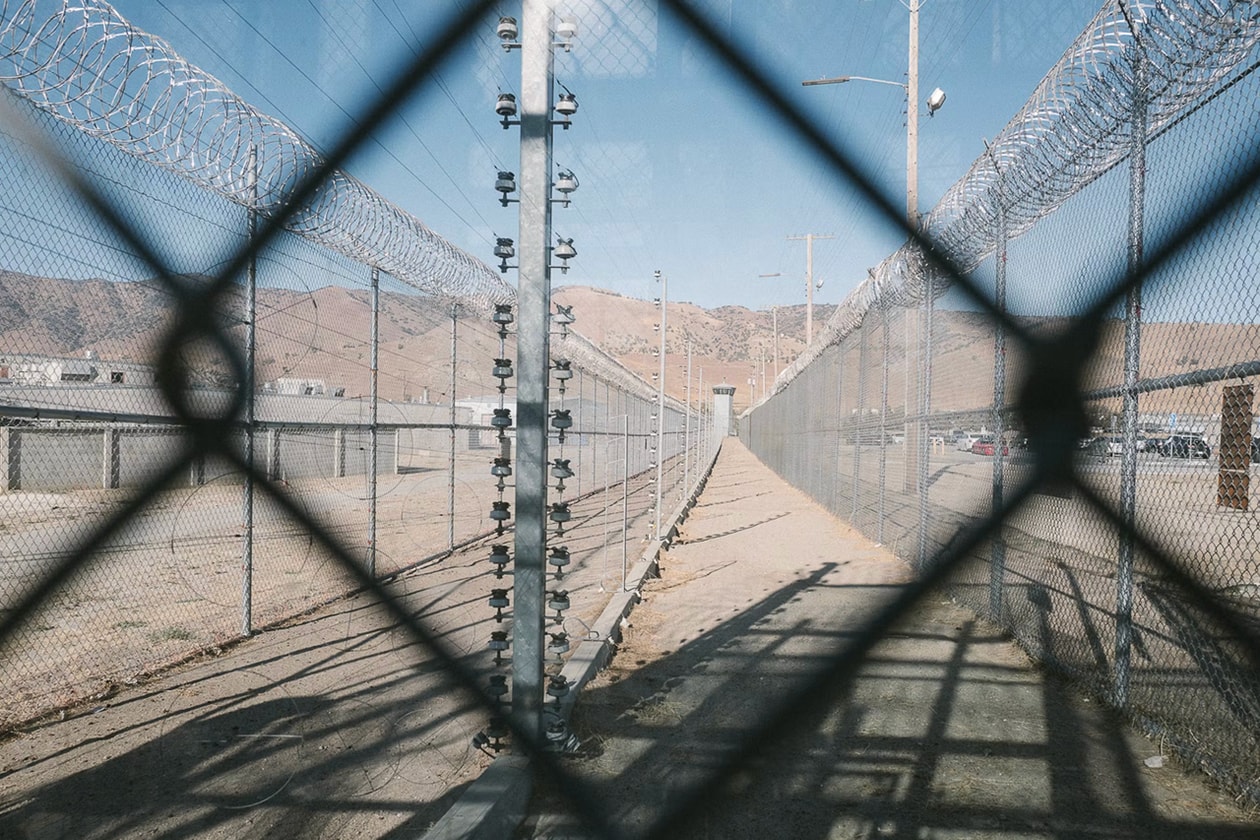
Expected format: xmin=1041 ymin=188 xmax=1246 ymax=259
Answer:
xmin=800 ymin=0 xmax=942 ymax=230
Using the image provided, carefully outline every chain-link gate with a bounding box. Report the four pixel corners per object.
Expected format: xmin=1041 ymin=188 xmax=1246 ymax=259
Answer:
xmin=1 ymin=0 xmax=1258 ymax=837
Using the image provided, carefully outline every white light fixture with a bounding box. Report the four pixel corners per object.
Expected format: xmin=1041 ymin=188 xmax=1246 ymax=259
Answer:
xmin=927 ymin=87 xmax=947 ymax=116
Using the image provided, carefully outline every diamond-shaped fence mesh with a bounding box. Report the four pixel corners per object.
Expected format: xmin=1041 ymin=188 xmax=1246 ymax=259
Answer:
xmin=742 ymin=0 xmax=1260 ymax=807
xmin=1 ymin=0 xmax=1259 ymax=836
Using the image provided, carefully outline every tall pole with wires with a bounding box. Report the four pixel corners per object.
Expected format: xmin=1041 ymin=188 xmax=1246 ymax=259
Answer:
xmin=787 ymin=233 xmax=833 ymax=345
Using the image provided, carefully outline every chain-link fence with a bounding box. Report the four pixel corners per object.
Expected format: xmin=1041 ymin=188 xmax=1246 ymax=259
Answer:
xmin=742 ymin=0 xmax=1260 ymax=806
xmin=2 ymin=0 xmax=1260 ymax=836
xmin=0 ymin=0 xmax=715 ymax=741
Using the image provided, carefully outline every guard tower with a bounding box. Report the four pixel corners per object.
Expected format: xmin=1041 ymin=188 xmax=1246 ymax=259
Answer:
xmin=713 ymin=385 xmax=736 ymax=438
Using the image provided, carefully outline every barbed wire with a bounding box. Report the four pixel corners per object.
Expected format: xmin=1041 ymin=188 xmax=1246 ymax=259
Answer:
xmin=771 ymin=0 xmax=1260 ymax=396
xmin=0 ymin=0 xmax=665 ymax=395
xmin=0 ymin=0 xmax=516 ymax=304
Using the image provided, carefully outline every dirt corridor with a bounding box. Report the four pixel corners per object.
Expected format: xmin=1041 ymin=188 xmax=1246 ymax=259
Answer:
xmin=521 ymin=439 xmax=1258 ymax=840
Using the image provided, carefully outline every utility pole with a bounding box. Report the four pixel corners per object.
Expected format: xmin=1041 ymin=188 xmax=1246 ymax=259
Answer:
xmin=786 ymin=233 xmax=833 ymax=345
xmin=772 ymin=306 xmax=780 ymax=377
xmin=907 ymin=0 xmax=920 ymax=229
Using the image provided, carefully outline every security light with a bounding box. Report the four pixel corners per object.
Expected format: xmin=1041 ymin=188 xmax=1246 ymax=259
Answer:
xmin=927 ymin=87 xmax=947 ymax=116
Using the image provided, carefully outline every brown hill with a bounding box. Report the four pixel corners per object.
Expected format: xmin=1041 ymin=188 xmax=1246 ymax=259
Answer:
xmin=1 ymin=272 xmax=1251 ymax=419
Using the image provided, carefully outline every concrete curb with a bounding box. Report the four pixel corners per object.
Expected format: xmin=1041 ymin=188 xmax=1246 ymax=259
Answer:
xmin=421 ymin=755 xmax=531 ymax=840
xmin=558 ymin=444 xmax=720 ymax=715
xmin=420 ymin=443 xmax=723 ymax=840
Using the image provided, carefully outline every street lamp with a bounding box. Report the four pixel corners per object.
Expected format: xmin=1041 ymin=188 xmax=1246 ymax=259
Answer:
xmin=803 ymin=0 xmax=943 ymax=527
xmin=801 ymin=0 xmax=942 ymax=230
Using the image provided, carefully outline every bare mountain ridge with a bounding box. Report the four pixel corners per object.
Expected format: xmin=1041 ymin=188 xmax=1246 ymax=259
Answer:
xmin=1 ymin=273 xmax=1252 ymax=416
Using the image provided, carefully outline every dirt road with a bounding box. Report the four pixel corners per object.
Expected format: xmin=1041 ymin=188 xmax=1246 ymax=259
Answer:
xmin=522 ymin=440 xmax=1258 ymax=839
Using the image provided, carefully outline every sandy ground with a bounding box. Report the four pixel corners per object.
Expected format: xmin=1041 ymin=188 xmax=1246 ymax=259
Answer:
xmin=521 ymin=440 xmax=1260 ymax=840
xmin=0 ymin=438 xmax=684 ymax=730
xmin=0 ymin=453 xmax=675 ymax=839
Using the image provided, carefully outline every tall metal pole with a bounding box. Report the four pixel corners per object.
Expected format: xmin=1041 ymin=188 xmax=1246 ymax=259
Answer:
xmin=622 ymin=412 xmax=629 ymax=589
xmin=240 ymin=146 xmax=257 ymax=637
xmin=877 ymin=297 xmax=889 ymax=545
xmin=654 ymin=271 xmax=667 ymax=540
xmin=989 ymin=160 xmax=1008 ymax=622
xmin=512 ymin=0 xmax=554 ymax=742
xmin=448 ymin=302 xmax=458 ymax=552
xmin=368 ymin=266 xmax=379 ymax=576
xmin=916 ymin=272 xmax=934 ymax=571
xmin=576 ymin=368 xmax=584 ymax=498
xmin=787 ymin=233 xmax=833 ymax=345
xmin=1116 ymin=16 xmax=1147 ymax=709
xmin=772 ymin=307 xmax=780 ymax=375
xmin=905 ymin=0 xmax=925 ymax=504
xmin=684 ymin=342 xmax=692 ymax=493
xmin=907 ymin=0 xmax=920 ymax=229
xmin=852 ymin=316 xmax=868 ymax=522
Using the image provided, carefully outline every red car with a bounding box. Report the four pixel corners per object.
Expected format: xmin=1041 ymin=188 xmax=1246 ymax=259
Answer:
xmin=970 ymin=436 xmax=1009 ymax=456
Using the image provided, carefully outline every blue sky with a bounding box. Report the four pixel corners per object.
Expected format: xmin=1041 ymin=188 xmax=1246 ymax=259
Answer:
xmin=104 ymin=0 xmax=1114 ymax=312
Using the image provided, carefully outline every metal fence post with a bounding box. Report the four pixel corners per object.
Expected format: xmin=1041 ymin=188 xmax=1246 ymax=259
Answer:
xmin=878 ymin=297 xmax=889 ymax=544
xmin=917 ymin=272 xmax=935 ymax=570
xmin=684 ymin=342 xmax=692 ymax=493
xmin=622 ymin=411 xmax=630 ymax=589
xmin=835 ymin=336 xmax=846 ymax=515
xmin=512 ymin=0 xmax=554 ymax=742
xmin=576 ymin=368 xmax=584 ymax=498
xmin=368 ymin=265 xmax=379 ymax=577
xmin=654 ymin=271 xmax=667 ymax=540
xmin=1116 ymin=21 xmax=1148 ymax=709
xmin=240 ymin=146 xmax=257 ymax=637
xmin=989 ymin=163 xmax=1008 ymax=623
xmin=449 ymin=302 xmax=458 ymax=553
xmin=852 ymin=315 xmax=868 ymax=523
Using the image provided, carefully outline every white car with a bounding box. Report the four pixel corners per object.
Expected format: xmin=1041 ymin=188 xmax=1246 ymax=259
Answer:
xmin=954 ymin=432 xmax=980 ymax=451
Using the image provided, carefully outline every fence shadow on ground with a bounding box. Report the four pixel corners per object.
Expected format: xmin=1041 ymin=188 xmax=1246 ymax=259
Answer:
xmin=527 ymin=566 xmax=1257 ymax=839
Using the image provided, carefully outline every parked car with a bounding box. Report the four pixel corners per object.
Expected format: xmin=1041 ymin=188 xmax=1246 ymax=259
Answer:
xmin=954 ymin=432 xmax=980 ymax=451
xmin=1088 ymin=435 xmax=1124 ymax=457
xmin=970 ymin=436 xmax=1008 ymax=456
xmin=1157 ymin=434 xmax=1211 ymax=459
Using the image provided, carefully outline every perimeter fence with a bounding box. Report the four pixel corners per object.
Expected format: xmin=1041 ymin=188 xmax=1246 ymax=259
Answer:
xmin=742 ymin=0 xmax=1260 ymax=805
xmin=2 ymin=0 xmax=1260 ymax=837
xmin=0 ymin=0 xmax=713 ymax=734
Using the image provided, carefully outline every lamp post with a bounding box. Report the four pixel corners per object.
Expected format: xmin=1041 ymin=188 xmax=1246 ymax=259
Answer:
xmin=802 ymin=0 xmax=944 ymax=229
xmin=804 ymin=0 xmax=946 ymax=540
